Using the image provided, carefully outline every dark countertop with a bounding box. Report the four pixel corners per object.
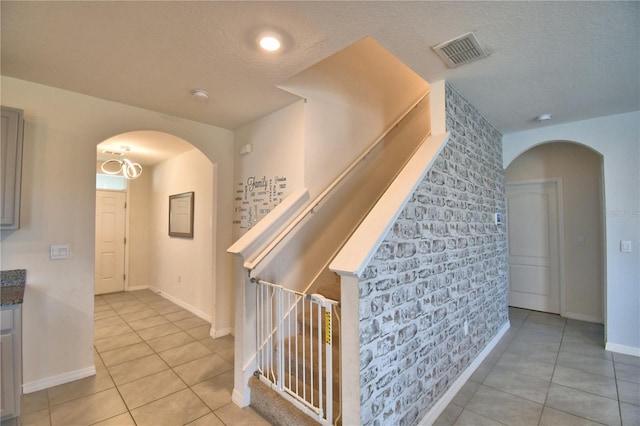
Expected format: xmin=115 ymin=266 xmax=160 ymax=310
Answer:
xmin=1 ymin=269 xmax=26 ymax=306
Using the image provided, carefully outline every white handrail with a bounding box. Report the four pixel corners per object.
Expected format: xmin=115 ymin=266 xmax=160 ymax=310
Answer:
xmin=244 ymin=90 xmax=430 ymax=271
xmin=330 ymin=132 xmax=450 ymax=277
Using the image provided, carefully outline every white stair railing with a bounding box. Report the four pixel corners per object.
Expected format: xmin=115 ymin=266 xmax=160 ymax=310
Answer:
xmin=253 ymin=278 xmax=340 ymax=425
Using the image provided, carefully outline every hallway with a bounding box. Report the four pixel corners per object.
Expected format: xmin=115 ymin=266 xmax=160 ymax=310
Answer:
xmin=435 ymin=308 xmax=640 ymax=425
xmin=19 ymin=290 xmax=268 ymax=425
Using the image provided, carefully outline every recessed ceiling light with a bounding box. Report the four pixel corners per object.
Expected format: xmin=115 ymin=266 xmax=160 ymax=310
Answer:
xmin=258 ymin=33 xmax=282 ymax=52
xmin=191 ymin=89 xmax=209 ymax=102
xmin=536 ymin=113 xmax=553 ymax=122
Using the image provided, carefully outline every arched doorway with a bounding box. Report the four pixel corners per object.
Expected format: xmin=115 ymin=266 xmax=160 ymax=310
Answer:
xmin=505 ymin=141 xmax=605 ymax=324
xmin=94 ymin=130 xmax=217 ymax=325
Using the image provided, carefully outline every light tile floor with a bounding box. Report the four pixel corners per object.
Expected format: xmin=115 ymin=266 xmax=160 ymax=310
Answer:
xmin=18 ymin=290 xmax=270 ymax=426
xmin=13 ymin=294 xmax=640 ymax=426
xmin=435 ymin=307 xmax=640 ymax=426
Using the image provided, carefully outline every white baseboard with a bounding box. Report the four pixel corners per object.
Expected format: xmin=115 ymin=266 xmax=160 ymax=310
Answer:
xmin=23 ymin=366 xmax=96 ymax=394
xmin=126 ymin=285 xmax=148 ymax=291
xmin=232 ymin=388 xmax=248 ymax=407
xmin=148 ymin=286 xmax=212 ymax=323
xmin=211 ymin=327 xmax=232 ymax=338
xmin=418 ymin=321 xmax=511 ymax=426
xmin=606 ymin=342 xmax=640 ymax=357
xmin=564 ymin=311 xmax=603 ymax=324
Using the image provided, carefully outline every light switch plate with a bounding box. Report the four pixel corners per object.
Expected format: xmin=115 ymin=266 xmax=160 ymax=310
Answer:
xmin=621 ymin=240 xmax=632 ymax=253
xmin=50 ymin=244 xmax=69 ymax=260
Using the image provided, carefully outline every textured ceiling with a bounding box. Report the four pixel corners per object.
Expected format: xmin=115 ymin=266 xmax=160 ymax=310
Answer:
xmin=2 ymin=1 xmax=639 ymax=136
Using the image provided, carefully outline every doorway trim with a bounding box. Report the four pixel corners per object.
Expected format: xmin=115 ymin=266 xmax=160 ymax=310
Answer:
xmin=506 ymin=177 xmax=566 ymax=317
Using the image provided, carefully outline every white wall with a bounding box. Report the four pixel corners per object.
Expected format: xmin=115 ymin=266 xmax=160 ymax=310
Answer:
xmin=0 ymin=77 xmax=235 ymax=391
xmin=505 ymin=142 xmax=604 ymax=322
xmin=127 ymin=170 xmax=152 ymax=289
xmin=279 ymin=36 xmax=430 ymax=198
xmin=149 ymin=149 xmax=216 ymax=323
xmin=503 ymin=111 xmax=640 ymax=354
xmin=233 ymin=101 xmax=305 ymax=239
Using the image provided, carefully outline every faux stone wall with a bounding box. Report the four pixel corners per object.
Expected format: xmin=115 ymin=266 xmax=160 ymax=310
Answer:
xmin=358 ymin=83 xmax=508 ymax=426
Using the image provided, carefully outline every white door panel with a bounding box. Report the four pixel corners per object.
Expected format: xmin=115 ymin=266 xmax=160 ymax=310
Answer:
xmin=95 ymin=191 xmax=126 ymax=295
xmin=99 ymin=253 xmax=116 ymax=279
xmin=509 ymin=265 xmax=550 ymax=295
xmin=506 ymin=181 xmax=561 ymax=314
xmin=508 ymin=193 xmax=550 ymax=259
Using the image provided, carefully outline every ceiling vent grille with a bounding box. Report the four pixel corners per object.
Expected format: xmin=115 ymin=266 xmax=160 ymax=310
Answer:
xmin=432 ymin=32 xmax=489 ymax=68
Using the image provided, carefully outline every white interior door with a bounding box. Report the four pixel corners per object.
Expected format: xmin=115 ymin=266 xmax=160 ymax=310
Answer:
xmin=506 ymin=180 xmax=562 ymax=313
xmin=95 ymin=190 xmax=126 ymax=295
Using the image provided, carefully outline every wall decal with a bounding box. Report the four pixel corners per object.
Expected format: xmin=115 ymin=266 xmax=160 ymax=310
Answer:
xmin=234 ymin=175 xmax=287 ymax=232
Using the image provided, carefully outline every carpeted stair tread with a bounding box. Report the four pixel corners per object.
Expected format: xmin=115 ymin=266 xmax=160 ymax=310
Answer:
xmin=249 ymin=376 xmax=321 ymax=426
xmin=283 ymin=377 xmax=341 ymax=422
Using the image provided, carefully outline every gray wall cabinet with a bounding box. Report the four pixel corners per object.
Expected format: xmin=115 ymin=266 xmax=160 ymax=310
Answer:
xmin=1 ymin=106 xmax=25 ymax=230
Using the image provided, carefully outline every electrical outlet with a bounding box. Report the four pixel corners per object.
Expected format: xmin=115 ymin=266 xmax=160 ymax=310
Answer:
xmin=621 ymin=241 xmax=632 ymax=253
xmin=50 ymin=244 xmax=69 ymax=260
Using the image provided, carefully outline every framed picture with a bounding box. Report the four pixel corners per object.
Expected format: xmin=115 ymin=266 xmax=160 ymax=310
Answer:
xmin=169 ymin=191 xmax=194 ymax=238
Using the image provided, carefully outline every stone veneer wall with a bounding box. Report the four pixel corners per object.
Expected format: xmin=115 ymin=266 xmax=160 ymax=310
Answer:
xmin=358 ymin=83 xmax=508 ymax=426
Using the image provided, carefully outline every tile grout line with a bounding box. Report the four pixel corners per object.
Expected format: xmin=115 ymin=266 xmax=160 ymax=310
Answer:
xmin=536 ymin=313 xmax=564 ymax=426
xmin=612 ymin=356 xmax=623 ymax=426
xmin=458 ymin=309 xmax=524 ymax=426
xmin=94 ymin=291 xmax=236 ymax=425
xmin=103 ymin=293 xmax=196 ymax=424
xmin=544 ymin=316 xmax=620 ymax=425
xmin=95 ymin=294 xmax=139 ymax=425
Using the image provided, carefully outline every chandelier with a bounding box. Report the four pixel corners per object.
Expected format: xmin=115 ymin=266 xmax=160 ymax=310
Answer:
xmin=100 ymin=146 xmax=142 ymax=179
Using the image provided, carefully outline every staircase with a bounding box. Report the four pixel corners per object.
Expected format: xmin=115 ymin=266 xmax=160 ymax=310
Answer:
xmin=250 ymin=275 xmax=342 ymax=425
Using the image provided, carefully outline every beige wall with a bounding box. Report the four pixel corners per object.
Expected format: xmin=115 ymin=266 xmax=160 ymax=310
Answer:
xmin=148 ymin=149 xmax=217 ymax=325
xmin=280 ymin=36 xmax=430 ymax=198
xmin=233 ymin=101 xmax=306 ymax=239
xmin=243 ymin=36 xmax=432 ymax=289
xmin=0 ymin=77 xmax=234 ymax=391
xmin=127 ymin=170 xmax=152 ymax=289
xmin=505 ymin=142 xmax=604 ymax=322
xmin=503 ymin=112 xmax=639 ymax=352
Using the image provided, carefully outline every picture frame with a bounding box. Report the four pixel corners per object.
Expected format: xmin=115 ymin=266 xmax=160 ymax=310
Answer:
xmin=169 ymin=191 xmax=194 ymax=238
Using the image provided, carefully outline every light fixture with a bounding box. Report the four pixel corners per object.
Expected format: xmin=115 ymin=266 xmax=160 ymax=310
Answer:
xmin=258 ymin=32 xmax=282 ymax=52
xmin=191 ymin=89 xmax=209 ymax=102
xmin=101 ymin=146 xmax=142 ymax=179
xmin=536 ymin=113 xmax=553 ymax=122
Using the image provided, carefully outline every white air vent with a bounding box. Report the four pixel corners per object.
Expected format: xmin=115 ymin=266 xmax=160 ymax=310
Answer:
xmin=432 ymin=32 xmax=489 ymax=68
